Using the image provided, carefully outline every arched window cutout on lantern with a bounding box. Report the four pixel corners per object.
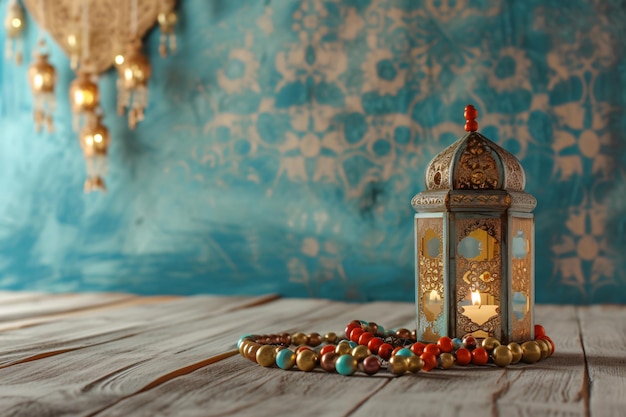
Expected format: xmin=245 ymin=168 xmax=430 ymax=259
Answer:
xmin=423 ymin=290 xmax=443 ymax=322
xmin=421 ymin=228 xmax=441 ymax=259
xmin=458 ymin=228 xmax=497 ymax=261
xmin=512 ymin=230 xmax=529 ymax=259
xmin=512 ymin=291 xmax=529 ymax=321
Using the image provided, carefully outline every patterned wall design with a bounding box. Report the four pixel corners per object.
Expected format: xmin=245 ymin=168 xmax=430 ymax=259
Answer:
xmin=0 ymin=0 xmax=625 ymax=303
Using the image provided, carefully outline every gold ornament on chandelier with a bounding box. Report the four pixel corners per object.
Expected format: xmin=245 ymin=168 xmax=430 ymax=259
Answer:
xmin=28 ymin=41 xmax=56 ymax=133
xmin=69 ymin=69 xmax=100 ymax=131
xmin=117 ymin=39 xmax=151 ymax=129
xmin=79 ymin=114 xmax=110 ymax=193
xmin=4 ymin=0 xmax=26 ymax=65
xmin=157 ymin=8 xmax=178 ymax=58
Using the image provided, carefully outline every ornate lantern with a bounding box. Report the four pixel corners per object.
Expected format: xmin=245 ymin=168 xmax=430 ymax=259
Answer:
xmin=412 ymin=105 xmax=536 ymax=344
xmin=117 ymin=39 xmax=151 ymax=129
xmin=79 ymin=114 xmax=110 ymax=193
xmin=27 ymin=45 xmax=57 ymax=133
xmin=69 ymin=69 xmax=100 ymax=131
xmin=3 ymin=0 xmax=25 ymax=64
xmin=157 ymin=7 xmax=178 ymax=57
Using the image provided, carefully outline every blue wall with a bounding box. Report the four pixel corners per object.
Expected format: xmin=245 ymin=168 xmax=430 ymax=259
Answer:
xmin=0 ymin=0 xmax=625 ymax=303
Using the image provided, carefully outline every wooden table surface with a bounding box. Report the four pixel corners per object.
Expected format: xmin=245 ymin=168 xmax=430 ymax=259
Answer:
xmin=0 ymin=291 xmax=623 ymax=417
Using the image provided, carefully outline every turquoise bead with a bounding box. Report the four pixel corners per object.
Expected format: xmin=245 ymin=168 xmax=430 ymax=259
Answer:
xmin=395 ymin=347 xmax=414 ymax=357
xmin=275 ymin=349 xmax=295 ymax=370
xmin=452 ymin=338 xmax=463 ymax=350
xmin=359 ymin=320 xmax=369 ymax=326
xmin=237 ymin=334 xmax=253 ymax=349
xmin=348 ymin=341 xmax=358 ymax=348
xmin=377 ymin=325 xmax=385 ymax=335
xmin=335 ymin=354 xmax=357 ymax=376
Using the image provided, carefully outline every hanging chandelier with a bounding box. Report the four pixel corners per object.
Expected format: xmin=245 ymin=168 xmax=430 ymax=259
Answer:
xmin=27 ymin=40 xmax=56 ymax=133
xmin=3 ymin=0 xmax=26 ymax=64
xmin=79 ymin=114 xmax=110 ymax=193
xmin=117 ymin=39 xmax=151 ymax=129
xmin=69 ymin=69 xmax=100 ymax=131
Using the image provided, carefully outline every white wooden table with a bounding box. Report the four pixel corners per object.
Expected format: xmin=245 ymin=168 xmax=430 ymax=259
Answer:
xmin=0 ymin=291 xmax=623 ymax=416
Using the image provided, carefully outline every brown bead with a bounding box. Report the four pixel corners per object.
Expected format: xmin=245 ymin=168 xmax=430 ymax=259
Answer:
xmin=296 ymin=349 xmax=318 ymax=372
xmin=362 ymin=355 xmax=381 ymax=375
xmin=396 ymin=328 xmax=412 ymax=339
xmin=492 ymin=345 xmax=513 ymax=367
xmin=521 ymin=341 xmax=541 ymax=364
xmin=411 ymin=330 xmax=417 ymax=340
xmin=439 ymin=352 xmax=455 ymax=369
xmin=256 ymin=345 xmax=277 ymax=367
xmin=536 ymin=339 xmax=550 ymax=360
xmin=388 ymin=355 xmax=408 ymax=375
xmin=279 ymin=333 xmax=291 ymax=345
xmin=335 ymin=341 xmax=352 ymax=355
xmin=507 ymin=343 xmax=523 ymax=364
xmin=367 ymin=322 xmax=379 ymax=335
xmin=351 ymin=345 xmax=370 ymax=362
xmin=291 ymin=332 xmax=308 ymax=346
xmin=308 ymin=333 xmax=322 ymax=347
xmin=323 ymin=332 xmax=337 ymax=344
xmin=407 ymin=355 xmax=424 ymax=373
xmin=482 ymin=337 xmax=501 ymax=353
xmin=320 ymin=352 xmax=338 ymax=372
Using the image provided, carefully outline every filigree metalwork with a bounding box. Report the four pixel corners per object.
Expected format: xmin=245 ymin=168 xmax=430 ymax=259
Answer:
xmin=511 ymin=216 xmax=533 ymax=341
xmin=425 ymin=137 xmax=464 ymax=190
xmin=453 ymin=134 xmax=501 ymax=190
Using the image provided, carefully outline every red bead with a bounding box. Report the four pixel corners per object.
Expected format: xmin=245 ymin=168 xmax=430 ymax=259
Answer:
xmin=358 ymin=331 xmax=374 ymax=346
xmin=420 ymin=352 xmax=438 ymax=372
xmin=349 ymin=328 xmax=364 ymax=343
xmin=319 ymin=345 xmax=335 ymax=356
xmin=410 ymin=342 xmax=426 ymax=355
xmin=345 ymin=323 xmax=360 ymax=338
xmin=367 ymin=337 xmax=384 ymax=354
xmin=424 ymin=343 xmax=440 ymax=357
xmin=437 ymin=337 xmax=454 ymax=353
xmin=362 ymin=355 xmax=381 ymax=375
xmin=471 ymin=347 xmax=489 ymax=365
xmin=465 ymin=120 xmax=478 ymax=132
xmin=464 ymin=105 xmax=478 ymax=120
xmin=391 ymin=346 xmax=403 ymax=357
xmin=296 ymin=346 xmax=312 ymax=354
xmin=455 ymin=348 xmax=472 ymax=366
xmin=534 ymin=324 xmax=546 ymax=338
xmin=463 ymin=335 xmax=477 ymax=350
xmin=378 ymin=343 xmax=394 ymax=360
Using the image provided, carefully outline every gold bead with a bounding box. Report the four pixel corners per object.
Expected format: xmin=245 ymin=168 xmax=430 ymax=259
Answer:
xmin=521 ymin=341 xmax=541 ymax=364
xmin=439 ymin=352 xmax=455 ymax=369
xmin=407 ymin=356 xmax=424 ymax=373
xmin=296 ymin=349 xmax=318 ymax=372
xmin=291 ymin=332 xmax=308 ymax=346
xmin=351 ymin=345 xmax=370 ymax=362
xmin=244 ymin=343 xmax=260 ymax=362
xmin=481 ymin=337 xmax=501 ymax=352
xmin=256 ymin=345 xmax=277 ymax=367
xmin=335 ymin=341 xmax=352 ymax=355
xmin=536 ymin=339 xmax=550 ymax=360
xmin=492 ymin=345 xmax=513 ymax=367
xmin=507 ymin=342 xmax=523 ymax=364
xmin=323 ymin=332 xmax=337 ymax=344
xmin=388 ymin=355 xmax=408 ymax=375
xmin=239 ymin=340 xmax=252 ymax=357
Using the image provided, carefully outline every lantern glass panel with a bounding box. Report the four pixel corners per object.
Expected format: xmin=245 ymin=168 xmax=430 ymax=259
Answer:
xmin=455 ymin=216 xmax=502 ymax=340
xmin=415 ymin=214 xmax=446 ymax=343
xmin=509 ymin=214 xmax=534 ymax=341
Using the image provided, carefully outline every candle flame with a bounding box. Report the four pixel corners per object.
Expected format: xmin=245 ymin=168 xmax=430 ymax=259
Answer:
xmin=471 ymin=290 xmax=481 ymax=306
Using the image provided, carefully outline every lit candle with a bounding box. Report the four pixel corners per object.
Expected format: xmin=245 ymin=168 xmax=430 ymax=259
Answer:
xmin=462 ymin=290 xmax=498 ymax=326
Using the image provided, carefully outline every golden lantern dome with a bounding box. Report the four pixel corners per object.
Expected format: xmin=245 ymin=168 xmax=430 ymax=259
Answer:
xmin=79 ymin=114 xmax=110 ymax=193
xmin=28 ymin=49 xmax=57 ymax=133
xmin=4 ymin=1 xmax=25 ymax=64
xmin=117 ymin=39 xmax=151 ymax=129
xmin=69 ymin=69 xmax=100 ymax=131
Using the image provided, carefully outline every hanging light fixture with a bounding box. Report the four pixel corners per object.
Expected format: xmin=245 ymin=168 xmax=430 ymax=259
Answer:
xmin=69 ymin=69 xmax=99 ymax=131
xmin=157 ymin=4 xmax=178 ymax=57
xmin=117 ymin=38 xmax=151 ymax=129
xmin=4 ymin=0 xmax=26 ymax=64
xmin=27 ymin=40 xmax=56 ymax=133
xmin=79 ymin=113 xmax=110 ymax=193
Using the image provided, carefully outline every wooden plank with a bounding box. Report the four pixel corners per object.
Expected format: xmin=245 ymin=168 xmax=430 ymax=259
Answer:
xmin=0 ymin=294 xmax=278 ymax=368
xmin=0 ymin=292 xmax=136 ymax=323
xmin=0 ymin=298 xmax=413 ymax=416
xmin=0 ymin=291 xmax=50 ymax=304
xmin=578 ymin=305 xmax=626 ymax=417
xmin=93 ymin=301 xmax=419 ymax=416
xmin=344 ymin=305 xmax=587 ymax=417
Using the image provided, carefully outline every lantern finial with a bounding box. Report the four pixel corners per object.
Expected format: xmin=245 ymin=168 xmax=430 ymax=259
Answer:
xmin=464 ymin=105 xmax=478 ymax=132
